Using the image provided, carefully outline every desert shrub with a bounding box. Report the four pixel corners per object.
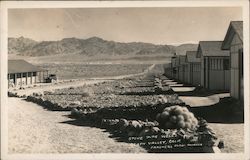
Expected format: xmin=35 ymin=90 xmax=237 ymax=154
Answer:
xmin=69 ymin=86 xmax=75 ymax=89
xmin=156 ymin=105 xmax=198 ymax=130
xmin=70 ymin=112 xmax=220 ymax=153
xmin=8 ymin=92 xmax=18 ymax=97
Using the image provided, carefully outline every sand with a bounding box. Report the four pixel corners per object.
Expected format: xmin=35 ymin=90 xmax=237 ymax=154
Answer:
xmin=8 ymin=97 xmax=146 ymax=153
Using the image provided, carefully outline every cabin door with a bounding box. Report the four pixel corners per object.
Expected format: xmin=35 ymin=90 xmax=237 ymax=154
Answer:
xmin=239 ymin=49 xmax=243 ymax=103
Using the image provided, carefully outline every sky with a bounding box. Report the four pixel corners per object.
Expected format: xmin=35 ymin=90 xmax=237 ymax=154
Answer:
xmin=8 ymin=7 xmax=242 ymax=45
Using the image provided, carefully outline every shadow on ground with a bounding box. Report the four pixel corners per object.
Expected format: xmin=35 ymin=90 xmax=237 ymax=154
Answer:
xmin=60 ymin=116 xmax=204 ymax=153
xmin=175 ymin=88 xmax=229 ymax=97
xmin=189 ymin=97 xmax=244 ymax=123
xmin=166 ymin=80 xmax=244 ymax=123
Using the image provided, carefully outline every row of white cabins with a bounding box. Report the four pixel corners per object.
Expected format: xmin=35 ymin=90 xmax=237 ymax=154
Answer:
xmin=164 ymin=21 xmax=243 ymax=103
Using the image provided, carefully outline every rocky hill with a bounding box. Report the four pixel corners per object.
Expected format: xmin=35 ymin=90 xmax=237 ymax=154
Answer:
xmin=8 ymin=36 xmax=38 ymax=54
xmin=8 ymin=36 xmax=198 ymax=57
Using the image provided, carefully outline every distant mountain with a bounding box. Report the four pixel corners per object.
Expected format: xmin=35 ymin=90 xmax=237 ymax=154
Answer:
xmin=174 ymin=44 xmax=199 ymax=55
xmin=8 ymin=36 xmax=38 ymax=54
xmin=8 ymin=36 xmax=198 ymax=57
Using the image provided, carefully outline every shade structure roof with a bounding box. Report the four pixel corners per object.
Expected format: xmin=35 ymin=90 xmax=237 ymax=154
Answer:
xmin=8 ymin=59 xmax=44 ymax=74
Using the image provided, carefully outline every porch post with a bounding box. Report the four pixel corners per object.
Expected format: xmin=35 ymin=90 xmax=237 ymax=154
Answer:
xmin=43 ymin=71 xmax=44 ymax=82
xmin=20 ymin=73 xmax=23 ymax=87
xmin=8 ymin=74 xmax=10 ymax=88
xmin=26 ymin=72 xmax=28 ymax=85
xmin=39 ymin=71 xmax=41 ymax=82
xmin=37 ymin=72 xmax=40 ymax=82
xmin=31 ymin=72 xmax=33 ymax=84
xmin=14 ymin=73 xmax=16 ymax=86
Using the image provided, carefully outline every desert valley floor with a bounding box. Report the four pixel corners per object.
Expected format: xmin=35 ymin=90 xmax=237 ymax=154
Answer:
xmin=8 ymin=64 xmax=244 ymax=153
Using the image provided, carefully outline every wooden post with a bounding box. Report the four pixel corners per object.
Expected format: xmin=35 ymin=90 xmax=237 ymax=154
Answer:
xmin=29 ymin=72 xmax=32 ymax=84
xmin=26 ymin=72 xmax=28 ymax=85
xmin=8 ymin=74 xmax=10 ymax=88
xmin=31 ymin=72 xmax=33 ymax=84
xmin=43 ymin=71 xmax=44 ymax=83
xmin=224 ymin=58 xmax=226 ymax=90
xmin=39 ymin=71 xmax=41 ymax=83
xmin=191 ymin=63 xmax=193 ymax=84
xmin=20 ymin=73 xmax=23 ymax=87
xmin=38 ymin=72 xmax=39 ymax=83
xmin=207 ymin=57 xmax=210 ymax=89
xmin=14 ymin=73 xmax=16 ymax=86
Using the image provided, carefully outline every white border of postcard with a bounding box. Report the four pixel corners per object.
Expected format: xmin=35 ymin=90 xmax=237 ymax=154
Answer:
xmin=1 ymin=1 xmax=249 ymax=160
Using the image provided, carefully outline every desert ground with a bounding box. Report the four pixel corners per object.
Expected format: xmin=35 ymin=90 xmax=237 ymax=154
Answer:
xmin=8 ymin=97 xmax=146 ymax=153
xmin=7 ymin=62 xmax=244 ymax=153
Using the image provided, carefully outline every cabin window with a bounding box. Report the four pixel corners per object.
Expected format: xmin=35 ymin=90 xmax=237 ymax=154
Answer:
xmin=10 ymin=74 xmax=14 ymax=79
xmin=210 ymin=59 xmax=215 ymax=70
xmin=217 ymin=59 xmax=220 ymax=69
xmin=209 ymin=59 xmax=212 ymax=69
xmin=219 ymin=59 xmax=223 ymax=70
xmin=17 ymin=73 xmax=21 ymax=78
xmin=223 ymin=59 xmax=230 ymax=70
xmin=28 ymin=72 xmax=32 ymax=77
xmin=22 ymin=73 xmax=27 ymax=77
xmin=214 ymin=59 xmax=216 ymax=69
xmin=33 ymin=72 xmax=37 ymax=76
xmin=210 ymin=59 xmax=225 ymax=70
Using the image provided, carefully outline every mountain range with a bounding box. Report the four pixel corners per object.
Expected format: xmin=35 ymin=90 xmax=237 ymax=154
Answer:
xmin=8 ymin=36 xmax=198 ymax=57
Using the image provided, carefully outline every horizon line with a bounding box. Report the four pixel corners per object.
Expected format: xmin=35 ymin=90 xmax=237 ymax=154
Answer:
xmin=8 ymin=36 xmax=199 ymax=46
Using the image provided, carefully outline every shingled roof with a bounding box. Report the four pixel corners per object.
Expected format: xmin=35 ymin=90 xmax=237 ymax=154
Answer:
xmin=8 ymin=59 xmax=43 ymax=74
xmin=179 ymin=55 xmax=186 ymax=65
xmin=186 ymin=51 xmax=200 ymax=63
xmin=222 ymin=21 xmax=243 ymax=50
xmin=198 ymin=41 xmax=230 ymax=57
xmin=231 ymin=21 xmax=243 ymax=41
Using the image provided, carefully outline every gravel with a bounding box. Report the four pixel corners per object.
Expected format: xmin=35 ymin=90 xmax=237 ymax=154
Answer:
xmin=8 ymin=97 xmax=146 ymax=153
xmin=208 ymin=123 xmax=244 ymax=153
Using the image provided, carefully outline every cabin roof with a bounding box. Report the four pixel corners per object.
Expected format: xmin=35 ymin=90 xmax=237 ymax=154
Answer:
xmin=179 ymin=55 xmax=186 ymax=63
xmin=186 ymin=51 xmax=200 ymax=62
xmin=8 ymin=59 xmax=44 ymax=74
xmin=198 ymin=41 xmax=230 ymax=57
xmin=175 ymin=55 xmax=186 ymax=66
xmin=222 ymin=21 xmax=243 ymax=49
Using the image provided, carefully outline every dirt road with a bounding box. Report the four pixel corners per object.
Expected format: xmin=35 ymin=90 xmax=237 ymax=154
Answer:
xmin=8 ymin=64 xmax=156 ymax=153
xmin=8 ymin=97 xmax=146 ymax=153
xmin=10 ymin=64 xmax=156 ymax=97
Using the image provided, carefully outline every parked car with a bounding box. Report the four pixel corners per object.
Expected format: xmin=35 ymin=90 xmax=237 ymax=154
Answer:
xmin=45 ymin=74 xmax=57 ymax=83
